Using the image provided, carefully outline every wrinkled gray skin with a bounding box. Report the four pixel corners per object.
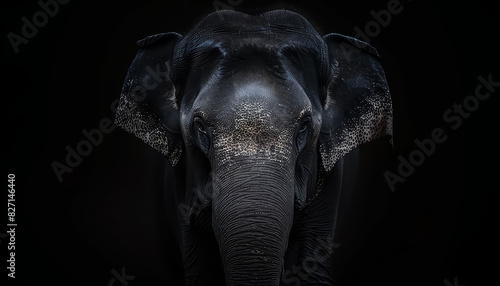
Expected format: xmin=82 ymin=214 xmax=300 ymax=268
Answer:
xmin=115 ymin=10 xmax=392 ymax=286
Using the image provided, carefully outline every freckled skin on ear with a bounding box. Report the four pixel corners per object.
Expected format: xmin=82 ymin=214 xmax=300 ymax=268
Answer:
xmin=115 ymin=9 xmax=392 ymax=286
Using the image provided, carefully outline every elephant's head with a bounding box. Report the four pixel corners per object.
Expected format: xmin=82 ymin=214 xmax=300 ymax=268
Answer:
xmin=115 ymin=10 xmax=392 ymax=285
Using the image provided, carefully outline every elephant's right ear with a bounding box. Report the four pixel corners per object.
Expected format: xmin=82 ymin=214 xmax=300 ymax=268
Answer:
xmin=115 ymin=32 xmax=183 ymax=166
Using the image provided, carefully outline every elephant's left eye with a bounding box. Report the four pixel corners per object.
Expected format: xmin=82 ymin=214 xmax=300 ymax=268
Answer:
xmin=299 ymin=121 xmax=309 ymax=133
xmin=194 ymin=117 xmax=210 ymax=155
xmin=197 ymin=122 xmax=206 ymax=133
xmin=296 ymin=117 xmax=311 ymax=152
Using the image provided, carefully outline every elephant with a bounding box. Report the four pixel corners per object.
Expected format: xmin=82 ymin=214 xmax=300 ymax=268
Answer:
xmin=114 ymin=9 xmax=392 ymax=286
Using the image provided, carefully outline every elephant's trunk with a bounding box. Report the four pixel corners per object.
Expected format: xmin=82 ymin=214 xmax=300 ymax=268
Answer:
xmin=212 ymin=161 xmax=295 ymax=285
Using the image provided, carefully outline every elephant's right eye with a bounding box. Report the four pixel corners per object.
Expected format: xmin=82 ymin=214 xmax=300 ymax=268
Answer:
xmin=194 ymin=117 xmax=210 ymax=155
xmin=197 ymin=122 xmax=206 ymax=133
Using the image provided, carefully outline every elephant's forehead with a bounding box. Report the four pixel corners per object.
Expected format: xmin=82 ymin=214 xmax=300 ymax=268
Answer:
xmin=196 ymin=74 xmax=311 ymax=121
xmin=234 ymin=102 xmax=273 ymax=131
xmin=207 ymin=93 xmax=311 ymax=166
xmin=229 ymin=100 xmax=310 ymax=133
xmin=211 ymin=101 xmax=297 ymax=166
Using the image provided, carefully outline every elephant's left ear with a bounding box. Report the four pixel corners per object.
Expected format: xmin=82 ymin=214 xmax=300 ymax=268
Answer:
xmin=115 ymin=32 xmax=184 ymax=166
xmin=319 ymin=33 xmax=393 ymax=172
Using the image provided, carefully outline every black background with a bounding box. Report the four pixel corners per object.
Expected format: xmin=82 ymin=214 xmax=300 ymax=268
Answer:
xmin=3 ymin=0 xmax=499 ymax=285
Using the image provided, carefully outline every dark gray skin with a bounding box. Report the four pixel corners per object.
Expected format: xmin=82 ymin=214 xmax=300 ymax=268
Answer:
xmin=115 ymin=10 xmax=392 ymax=286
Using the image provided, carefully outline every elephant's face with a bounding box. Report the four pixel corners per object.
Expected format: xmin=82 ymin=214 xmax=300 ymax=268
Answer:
xmin=174 ymin=16 xmax=326 ymax=283
xmin=182 ymin=67 xmax=320 ymax=186
xmin=115 ymin=10 xmax=392 ymax=285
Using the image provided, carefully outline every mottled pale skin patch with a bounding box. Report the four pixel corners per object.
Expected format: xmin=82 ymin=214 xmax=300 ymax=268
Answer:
xmin=181 ymin=69 xmax=314 ymax=170
xmin=213 ymin=101 xmax=295 ymax=167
